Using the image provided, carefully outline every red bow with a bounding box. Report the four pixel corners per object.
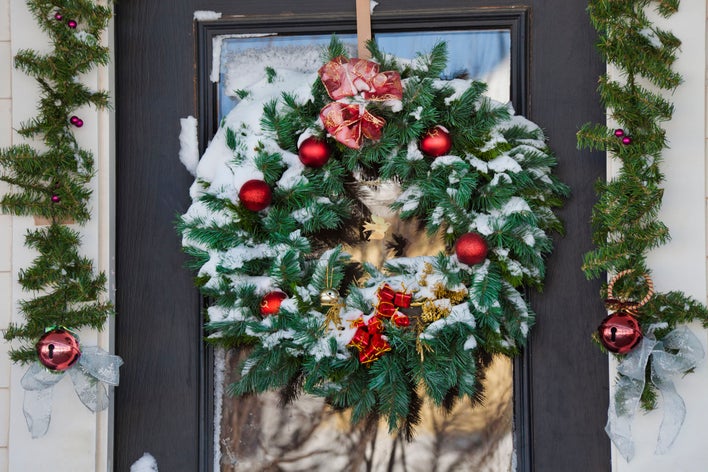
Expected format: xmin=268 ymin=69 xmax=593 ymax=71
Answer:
xmin=318 ymin=56 xmax=402 ymax=149
xmin=319 ymin=103 xmax=385 ymax=150
xmin=318 ymin=56 xmax=403 ymax=101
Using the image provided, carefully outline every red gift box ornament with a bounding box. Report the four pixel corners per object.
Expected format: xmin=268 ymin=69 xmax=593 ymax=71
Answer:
xmin=359 ymin=333 xmax=392 ymax=364
xmin=317 ymin=56 xmax=402 ymax=149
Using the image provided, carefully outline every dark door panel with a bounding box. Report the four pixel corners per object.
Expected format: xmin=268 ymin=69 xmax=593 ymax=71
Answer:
xmin=114 ymin=2 xmax=607 ymax=470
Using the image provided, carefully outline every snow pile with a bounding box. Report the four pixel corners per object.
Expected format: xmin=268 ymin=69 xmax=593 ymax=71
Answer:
xmin=130 ymin=453 xmax=158 ymax=472
xmin=179 ymin=116 xmax=199 ymax=176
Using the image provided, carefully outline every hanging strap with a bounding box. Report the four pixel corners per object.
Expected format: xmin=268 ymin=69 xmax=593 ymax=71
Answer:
xmin=356 ymin=0 xmax=372 ymax=59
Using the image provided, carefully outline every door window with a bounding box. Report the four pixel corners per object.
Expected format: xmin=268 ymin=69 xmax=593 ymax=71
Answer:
xmin=211 ymin=27 xmax=515 ymax=471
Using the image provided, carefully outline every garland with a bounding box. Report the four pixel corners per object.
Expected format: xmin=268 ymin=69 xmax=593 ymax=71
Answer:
xmin=0 ymin=1 xmax=120 ymax=438
xmin=578 ymin=0 xmax=708 ymax=460
xmin=180 ymin=37 xmax=568 ymax=436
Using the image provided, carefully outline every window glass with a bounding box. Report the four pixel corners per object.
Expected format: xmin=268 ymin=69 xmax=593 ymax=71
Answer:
xmin=215 ymin=29 xmax=514 ymax=472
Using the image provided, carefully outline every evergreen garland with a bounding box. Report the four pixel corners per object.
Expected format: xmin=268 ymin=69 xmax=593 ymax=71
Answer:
xmin=0 ymin=1 xmax=113 ymax=362
xmin=180 ymin=37 xmax=568 ymax=435
xmin=579 ymin=0 xmax=708 ymax=409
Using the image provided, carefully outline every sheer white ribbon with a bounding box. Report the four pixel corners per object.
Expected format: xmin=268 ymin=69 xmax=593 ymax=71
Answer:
xmin=605 ymin=326 xmax=704 ymax=461
xmin=21 ymin=346 xmax=122 ymax=438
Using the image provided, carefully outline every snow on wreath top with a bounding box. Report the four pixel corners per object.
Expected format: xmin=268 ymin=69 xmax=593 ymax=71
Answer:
xmin=179 ymin=37 xmax=568 ymax=436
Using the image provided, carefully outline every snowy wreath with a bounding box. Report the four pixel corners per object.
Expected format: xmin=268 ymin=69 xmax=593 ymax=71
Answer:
xmin=179 ymin=38 xmax=568 ymax=436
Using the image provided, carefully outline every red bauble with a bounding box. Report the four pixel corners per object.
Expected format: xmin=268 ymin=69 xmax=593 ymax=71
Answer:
xmin=260 ymin=291 xmax=288 ymax=316
xmin=36 ymin=328 xmax=81 ymax=371
xmin=298 ymin=137 xmax=331 ymax=168
xmin=419 ymin=125 xmax=452 ymax=157
xmin=239 ymin=179 xmax=272 ymax=211
xmin=598 ymin=312 xmax=642 ymax=354
xmin=455 ymin=232 xmax=489 ymax=265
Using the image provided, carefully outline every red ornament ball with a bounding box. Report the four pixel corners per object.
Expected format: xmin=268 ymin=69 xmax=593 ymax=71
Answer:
xmin=455 ymin=232 xmax=489 ymax=265
xmin=598 ymin=312 xmax=642 ymax=354
xmin=36 ymin=328 xmax=81 ymax=371
xmin=298 ymin=137 xmax=331 ymax=168
xmin=621 ymin=136 xmax=632 ymax=145
xmin=260 ymin=291 xmax=288 ymax=316
xmin=67 ymin=19 xmax=77 ymax=28
xmin=614 ymin=128 xmax=625 ymax=138
xmin=239 ymin=179 xmax=272 ymax=211
xmin=420 ymin=125 xmax=452 ymax=157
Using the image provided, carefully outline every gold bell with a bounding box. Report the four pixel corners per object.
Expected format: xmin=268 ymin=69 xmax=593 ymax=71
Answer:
xmin=320 ymin=288 xmax=340 ymax=306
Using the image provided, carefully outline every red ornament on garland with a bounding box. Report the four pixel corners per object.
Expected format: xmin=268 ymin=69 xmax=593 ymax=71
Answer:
xmin=614 ymin=128 xmax=625 ymax=138
xmin=239 ymin=179 xmax=272 ymax=211
xmin=36 ymin=328 xmax=81 ymax=371
xmin=455 ymin=232 xmax=489 ymax=265
xmin=298 ymin=136 xmax=331 ymax=168
xmin=67 ymin=19 xmax=77 ymax=28
xmin=419 ymin=125 xmax=452 ymax=157
xmin=598 ymin=313 xmax=642 ymax=354
xmin=621 ymin=136 xmax=632 ymax=145
xmin=260 ymin=291 xmax=288 ymax=316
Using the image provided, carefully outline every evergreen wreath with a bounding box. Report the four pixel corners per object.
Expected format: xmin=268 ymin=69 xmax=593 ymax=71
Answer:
xmin=179 ymin=37 xmax=568 ymax=436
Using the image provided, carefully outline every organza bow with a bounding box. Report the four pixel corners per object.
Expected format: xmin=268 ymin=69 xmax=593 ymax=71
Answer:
xmin=318 ymin=56 xmax=402 ymax=149
xmin=21 ymin=346 xmax=123 ymax=438
xmin=605 ymin=326 xmax=703 ymax=461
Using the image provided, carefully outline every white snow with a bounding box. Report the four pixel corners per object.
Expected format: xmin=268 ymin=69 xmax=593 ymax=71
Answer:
xmin=179 ymin=116 xmax=199 ymax=176
xmin=130 ymin=453 xmax=158 ymax=472
xmin=405 ymin=140 xmax=425 ymax=161
xmin=431 ymin=155 xmax=465 ymax=168
xmin=194 ymin=10 xmax=222 ymax=21
xmin=488 ymin=154 xmax=522 ymax=173
xmin=210 ymin=33 xmax=276 ymax=83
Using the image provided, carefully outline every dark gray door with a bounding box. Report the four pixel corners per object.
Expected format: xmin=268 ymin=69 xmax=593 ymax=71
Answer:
xmin=114 ymin=1 xmax=608 ymax=471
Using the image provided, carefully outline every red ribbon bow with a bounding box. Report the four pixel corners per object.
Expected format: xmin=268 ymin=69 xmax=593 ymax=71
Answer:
xmin=318 ymin=56 xmax=403 ymax=149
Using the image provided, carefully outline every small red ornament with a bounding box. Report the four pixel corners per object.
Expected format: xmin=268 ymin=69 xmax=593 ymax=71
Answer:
xmin=621 ymin=136 xmax=632 ymax=145
xmin=598 ymin=313 xmax=642 ymax=354
xmin=70 ymin=115 xmax=83 ymax=127
xmin=614 ymin=128 xmax=625 ymax=137
xmin=36 ymin=328 xmax=81 ymax=371
xmin=298 ymin=137 xmax=331 ymax=168
xmin=67 ymin=19 xmax=77 ymax=28
xmin=238 ymin=179 xmax=272 ymax=211
xmin=419 ymin=125 xmax=452 ymax=157
xmin=260 ymin=291 xmax=287 ymax=316
xmin=51 ymin=194 xmax=61 ymax=203
xmin=455 ymin=232 xmax=489 ymax=265
xmin=54 ymin=12 xmax=63 ymax=21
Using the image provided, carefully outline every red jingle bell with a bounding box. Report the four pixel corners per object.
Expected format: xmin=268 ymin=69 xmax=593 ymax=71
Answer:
xmin=455 ymin=232 xmax=489 ymax=265
xmin=238 ymin=179 xmax=272 ymax=211
xmin=298 ymin=136 xmax=331 ymax=168
xmin=36 ymin=328 xmax=81 ymax=371
xmin=419 ymin=125 xmax=452 ymax=157
xmin=598 ymin=312 xmax=642 ymax=354
xmin=260 ymin=291 xmax=287 ymax=316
